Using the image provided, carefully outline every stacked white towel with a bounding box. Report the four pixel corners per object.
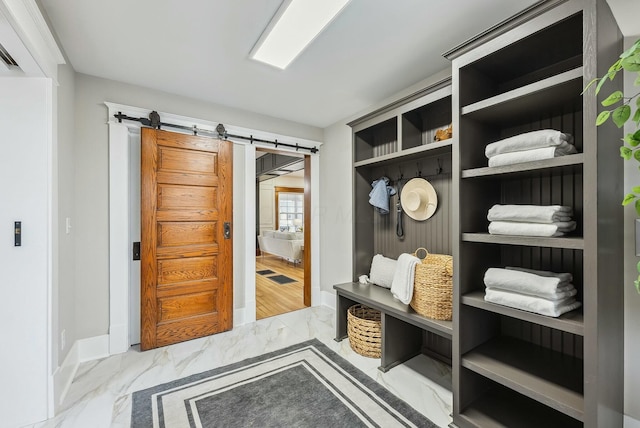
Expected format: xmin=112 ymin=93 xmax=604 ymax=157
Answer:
xmin=487 ymin=204 xmax=576 ymax=237
xmin=485 ymin=129 xmax=577 ymax=167
xmin=483 ymin=267 xmax=581 ymax=317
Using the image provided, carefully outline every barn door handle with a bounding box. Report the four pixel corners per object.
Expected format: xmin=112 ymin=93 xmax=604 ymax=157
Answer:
xmin=223 ymin=222 xmax=231 ymax=240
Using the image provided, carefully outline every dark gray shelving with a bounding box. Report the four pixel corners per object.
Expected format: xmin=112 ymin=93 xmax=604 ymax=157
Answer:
xmin=461 ymin=154 xmax=583 ymax=179
xmin=334 ymin=282 xmax=452 ymax=338
xmin=462 ymin=336 xmax=584 ymax=420
xmin=461 ymin=67 xmax=583 ymax=122
xmin=462 ymin=291 xmax=584 ymax=336
xmin=353 ymin=139 xmax=452 ymax=168
xmin=458 ymin=385 xmax=583 ymax=428
xmin=461 ymin=233 xmax=584 ymax=250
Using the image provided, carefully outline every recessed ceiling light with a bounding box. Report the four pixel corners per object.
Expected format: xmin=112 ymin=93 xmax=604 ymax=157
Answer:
xmin=250 ymin=0 xmax=351 ymax=70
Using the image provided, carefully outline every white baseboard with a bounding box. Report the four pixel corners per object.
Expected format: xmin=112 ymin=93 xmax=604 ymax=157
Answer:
xmin=321 ymin=290 xmax=336 ymax=310
xmin=109 ymin=322 xmax=129 ymax=355
xmin=625 ymin=414 xmax=640 ymax=428
xmin=52 ymin=334 xmax=110 ymax=411
xmin=78 ymin=334 xmax=110 ymax=362
xmin=234 ymin=304 xmax=256 ymax=327
xmin=53 ymin=341 xmax=80 ymax=410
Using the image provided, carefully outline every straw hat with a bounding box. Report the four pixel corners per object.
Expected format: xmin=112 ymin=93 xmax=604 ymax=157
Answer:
xmin=400 ymin=178 xmax=438 ymax=221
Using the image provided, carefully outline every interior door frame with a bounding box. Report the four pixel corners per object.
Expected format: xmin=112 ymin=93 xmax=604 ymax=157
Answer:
xmin=106 ymin=102 xmax=322 ymax=354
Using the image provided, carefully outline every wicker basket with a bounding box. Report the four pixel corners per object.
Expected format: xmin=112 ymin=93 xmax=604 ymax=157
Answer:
xmin=347 ymin=304 xmax=382 ymax=358
xmin=410 ymin=247 xmax=453 ymax=321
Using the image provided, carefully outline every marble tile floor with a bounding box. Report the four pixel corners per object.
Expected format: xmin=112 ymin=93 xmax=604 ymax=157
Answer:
xmin=29 ymin=306 xmax=453 ymax=428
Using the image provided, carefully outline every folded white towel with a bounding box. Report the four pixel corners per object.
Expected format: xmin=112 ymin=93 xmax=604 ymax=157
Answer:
xmin=484 ymin=288 xmax=582 ymax=317
xmin=369 ymin=254 xmax=396 ymax=289
xmin=488 ymin=221 xmax=576 ymax=237
xmin=487 ymin=204 xmax=573 ymax=224
xmin=506 ymin=266 xmax=573 ymax=283
xmin=488 ymin=145 xmax=577 ymax=167
xmin=485 ymin=129 xmax=574 ymax=158
xmin=486 ymin=284 xmax=577 ymax=301
xmin=484 ymin=267 xmax=570 ymax=295
xmin=391 ymin=253 xmax=420 ymax=304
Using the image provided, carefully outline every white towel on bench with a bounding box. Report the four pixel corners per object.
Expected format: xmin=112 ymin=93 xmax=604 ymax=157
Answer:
xmin=391 ymin=253 xmax=420 ymax=304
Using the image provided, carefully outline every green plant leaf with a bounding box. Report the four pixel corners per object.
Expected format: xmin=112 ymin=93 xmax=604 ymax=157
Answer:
xmin=621 ymin=43 xmax=639 ymax=59
xmin=633 ymin=186 xmax=640 ymax=193
xmin=635 ymin=72 xmax=640 ymax=86
xmin=635 ymin=278 xmax=640 ymax=294
xmin=583 ymin=77 xmax=599 ymax=94
xmin=622 ymin=54 xmax=640 ymax=72
xmin=635 ymin=129 xmax=640 ymax=140
xmin=595 ymin=75 xmax=608 ymax=95
xmin=624 ymin=133 xmax=640 ymax=147
xmin=636 ymin=200 xmax=640 ymax=216
xmin=622 ymin=193 xmax=636 ymax=205
xmin=634 ymin=148 xmax=640 ymax=162
xmin=636 ymin=260 xmax=640 ymax=273
xmin=596 ymin=110 xmax=610 ymax=125
xmin=621 ymin=146 xmax=633 ymax=159
xmin=602 ymin=90 xmax=624 ymax=106
xmin=634 ymin=108 xmax=640 ymax=124
xmin=613 ymin=105 xmax=631 ymax=128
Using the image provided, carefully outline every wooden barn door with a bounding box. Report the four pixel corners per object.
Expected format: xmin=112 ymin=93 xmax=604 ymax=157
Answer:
xmin=140 ymin=128 xmax=233 ymax=351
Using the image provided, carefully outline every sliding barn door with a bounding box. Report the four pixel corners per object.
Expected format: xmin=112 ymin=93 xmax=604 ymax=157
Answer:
xmin=140 ymin=128 xmax=233 ymax=351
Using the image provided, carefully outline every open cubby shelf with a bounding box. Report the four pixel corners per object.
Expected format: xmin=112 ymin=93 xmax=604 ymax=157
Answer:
xmin=462 ymin=336 xmax=584 ymax=420
xmin=461 ymin=153 xmax=584 ymax=179
xmin=458 ymin=382 xmax=583 ymax=428
xmin=461 ymin=233 xmax=584 ymax=250
xmin=462 ymin=291 xmax=584 ymax=336
xmin=353 ymin=139 xmax=452 ymax=168
xmin=461 ymin=67 xmax=583 ymax=122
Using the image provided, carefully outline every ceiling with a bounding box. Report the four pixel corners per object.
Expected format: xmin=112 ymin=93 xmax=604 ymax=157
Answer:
xmin=38 ymin=0 xmax=542 ymax=128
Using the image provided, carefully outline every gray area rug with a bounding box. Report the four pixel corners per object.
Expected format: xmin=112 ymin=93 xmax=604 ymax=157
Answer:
xmin=131 ymin=339 xmax=438 ymax=427
xmin=267 ymin=274 xmax=296 ymax=285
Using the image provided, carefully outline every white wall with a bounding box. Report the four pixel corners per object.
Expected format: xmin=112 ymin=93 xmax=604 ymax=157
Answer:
xmin=623 ymin=36 xmax=640 ymax=423
xmin=73 ymin=73 xmax=323 ymax=339
xmin=259 ymin=174 xmax=304 ymax=233
xmin=0 ymin=77 xmax=52 ymax=427
xmin=56 ymin=63 xmax=76 ymax=365
xmin=319 ymin=123 xmax=353 ymax=292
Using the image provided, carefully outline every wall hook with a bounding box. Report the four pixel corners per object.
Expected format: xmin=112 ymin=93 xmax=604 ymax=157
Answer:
xmin=436 ymin=158 xmax=443 ymax=175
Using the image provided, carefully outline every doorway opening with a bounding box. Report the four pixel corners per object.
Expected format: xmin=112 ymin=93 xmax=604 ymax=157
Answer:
xmin=255 ymin=148 xmax=310 ymax=319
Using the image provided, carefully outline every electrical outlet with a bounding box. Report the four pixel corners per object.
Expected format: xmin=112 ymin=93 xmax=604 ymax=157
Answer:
xmin=61 ymin=329 xmax=66 ymax=351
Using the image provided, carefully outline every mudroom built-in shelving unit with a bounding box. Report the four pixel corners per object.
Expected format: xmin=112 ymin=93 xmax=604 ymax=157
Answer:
xmin=446 ymin=0 xmax=623 ymax=426
xmin=334 ymin=78 xmax=456 ymax=373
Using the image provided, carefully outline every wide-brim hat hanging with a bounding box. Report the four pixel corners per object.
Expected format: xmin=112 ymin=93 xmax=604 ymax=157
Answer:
xmin=400 ymin=178 xmax=438 ymax=221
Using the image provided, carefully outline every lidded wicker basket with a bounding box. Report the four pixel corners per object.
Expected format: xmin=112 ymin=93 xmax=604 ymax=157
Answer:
xmin=410 ymin=247 xmax=453 ymax=321
xmin=347 ymin=304 xmax=381 ymax=358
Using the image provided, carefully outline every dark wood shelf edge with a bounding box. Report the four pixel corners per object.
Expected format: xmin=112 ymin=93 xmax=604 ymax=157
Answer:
xmin=333 ymin=282 xmax=453 ymax=338
xmin=354 ymin=140 xmax=453 ymax=168
xmin=461 ymin=233 xmax=584 ymax=249
xmin=461 ymin=154 xmax=584 ymax=178
xmin=461 ymin=291 xmax=584 ymax=336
